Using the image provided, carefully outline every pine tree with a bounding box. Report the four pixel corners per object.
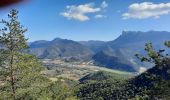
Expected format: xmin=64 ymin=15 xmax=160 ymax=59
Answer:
xmin=0 ymin=9 xmax=77 ymax=100
xmin=0 ymin=9 xmax=47 ymax=100
xmin=135 ymin=43 xmax=167 ymax=67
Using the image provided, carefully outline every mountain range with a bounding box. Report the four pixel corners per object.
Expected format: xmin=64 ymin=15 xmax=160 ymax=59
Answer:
xmin=27 ymin=38 xmax=93 ymax=60
xmin=28 ymin=31 xmax=170 ymax=72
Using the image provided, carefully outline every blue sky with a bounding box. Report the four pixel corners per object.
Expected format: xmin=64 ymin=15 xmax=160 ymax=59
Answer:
xmin=0 ymin=0 xmax=170 ymax=42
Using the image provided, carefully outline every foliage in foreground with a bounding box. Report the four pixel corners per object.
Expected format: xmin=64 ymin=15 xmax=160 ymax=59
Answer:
xmin=0 ymin=9 xmax=77 ymax=100
xmin=76 ymin=71 xmax=129 ymax=100
xmin=77 ymin=43 xmax=170 ymax=100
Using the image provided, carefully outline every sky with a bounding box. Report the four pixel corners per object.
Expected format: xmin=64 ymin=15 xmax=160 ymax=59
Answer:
xmin=0 ymin=0 xmax=170 ymax=42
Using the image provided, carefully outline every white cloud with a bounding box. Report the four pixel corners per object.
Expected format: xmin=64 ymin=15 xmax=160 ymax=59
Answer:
xmin=95 ymin=14 xmax=106 ymax=18
xmin=101 ymin=1 xmax=108 ymax=8
xmin=60 ymin=3 xmax=101 ymax=21
xmin=122 ymin=2 xmax=170 ymax=19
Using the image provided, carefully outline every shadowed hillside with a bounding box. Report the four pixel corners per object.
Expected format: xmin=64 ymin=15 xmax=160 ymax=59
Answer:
xmin=92 ymin=31 xmax=170 ymax=72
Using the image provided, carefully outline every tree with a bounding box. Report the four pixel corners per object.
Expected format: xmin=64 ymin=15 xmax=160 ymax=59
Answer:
xmin=135 ymin=42 xmax=170 ymax=99
xmin=0 ymin=9 xmax=47 ymax=100
xmin=0 ymin=9 xmax=77 ymax=100
xmin=135 ymin=43 xmax=168 ymax=67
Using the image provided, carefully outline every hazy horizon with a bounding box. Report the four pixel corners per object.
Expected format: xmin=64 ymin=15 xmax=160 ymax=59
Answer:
xmin=28 ymin=30 xmax=170 ymax=42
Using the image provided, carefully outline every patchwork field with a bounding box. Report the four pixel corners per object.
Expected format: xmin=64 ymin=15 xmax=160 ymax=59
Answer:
xmin=42 ymin=59 xmax=134 ymax=81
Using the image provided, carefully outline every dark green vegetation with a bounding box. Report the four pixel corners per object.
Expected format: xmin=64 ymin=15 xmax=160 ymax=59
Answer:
xmin=79 ymin=71 xmax=130 ymax=83
xmin=77 ymin=67 xmax=170 ymax=99
xmin=77 ymin=71 xmax=129 ymax=100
